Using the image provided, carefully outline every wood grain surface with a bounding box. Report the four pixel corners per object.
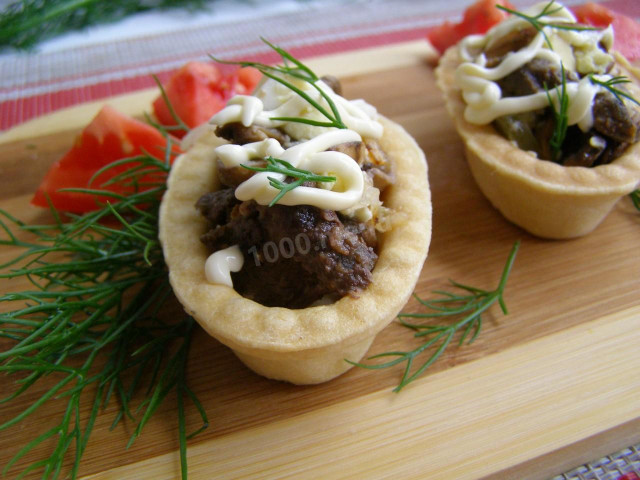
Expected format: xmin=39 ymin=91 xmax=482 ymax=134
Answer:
xmin=0 ymin=41 xmax=638 ymax=480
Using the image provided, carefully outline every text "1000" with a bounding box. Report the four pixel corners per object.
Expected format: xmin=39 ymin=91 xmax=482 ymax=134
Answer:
xmin=248 ymin=233 xmax=327 ymax=266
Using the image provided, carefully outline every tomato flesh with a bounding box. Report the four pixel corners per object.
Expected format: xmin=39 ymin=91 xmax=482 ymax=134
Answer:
xmin=236 ymin=67 xmax=263 ymax=95
xmin=426 ymin=0 xmax=515 ymax=55
xmin=427 ymin=22 xmax=462 ymax=56
xmin=152 ymin=63 xmax=262 ymax=137
xmin=461 ymin=0 xmax=514 ymax=33
xmin=31 ymin=105 xmax=177 ymax=213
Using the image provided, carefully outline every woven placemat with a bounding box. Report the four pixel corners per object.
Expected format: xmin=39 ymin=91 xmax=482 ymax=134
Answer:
xmin=553 ymin=444 xmax=640 ymax=480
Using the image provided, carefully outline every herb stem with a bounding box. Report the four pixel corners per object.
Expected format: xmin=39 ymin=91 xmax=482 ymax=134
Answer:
xmin=241 ymin=156 xmax=336 ymax=206
xmin=9 ymin=0 xmax=97 ymax=35
xmin=1 ymin=149 xmax=204 ymax=478
xmin=589 ymin=75 xmax=640 ymax=107
xmin=0 ymin=0 xmax=210 ymax=51
xmin=631 ymin=190 xmax=640 ymax=211
xmin=211 ymin=38 xmax=347 ymax=131
xmin=545 ymin=62 xmax=569 ymax=162
xmin=497 ymin=1 xmax=598 ymax=50
xmin=350 ymin=240 xmax=520 ymax=391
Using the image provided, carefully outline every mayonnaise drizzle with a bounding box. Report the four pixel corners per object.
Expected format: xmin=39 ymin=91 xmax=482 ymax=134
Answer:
xmin=216 ymin=138 xmax=284 ymax=168
xmin=203 ymin=67 xmax=385 ymax=287
xmin=210 ymin=77 xmax=383 ymax=139
xmin=230 ymin=130 xmax=365 ymax=210
xmin=207 ymin=73 xmax=384 ymax=212
xmin=455 ymin=1 xmax=615 ymax=131
xmin=204 ymin=245 xmax=244 ymax=287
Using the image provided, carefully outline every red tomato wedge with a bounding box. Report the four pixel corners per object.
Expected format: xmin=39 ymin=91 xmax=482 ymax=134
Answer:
xmin=236 ymin=67 xmax=263 ymax=95
xmin=152 ymin=62 xmax=262 ymax=138
xmin=426 ymin=22 xmax=463 ymax=56
xmin=460 ymin=0 xmax=514 ymax=34
xmin=572 ymin=2 xmax=640 ymax=61
xmin=32 ymin=105 xmax=178 ymax=213
xmin=426 ymin=0 xmax=515 ymax=55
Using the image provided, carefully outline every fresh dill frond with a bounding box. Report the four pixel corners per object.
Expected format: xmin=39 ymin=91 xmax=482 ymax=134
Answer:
xmin=241 ymin=156 xmax=337 ymax=207
xmin=631 ymin=190 xmax=640 ymax=211
xmin=211 ymin=38 xmax=347 ymax=130
xmin=349 ymin=241 xmax=520 ymax=392
xmin=0 ymin=0 xmax=209 ymax=51
xmin=0 ymin=152 xmax=206 ymax=479
xmin=497 ymin=1 xmax=598 ymax=50
xmin=589 ymin=75 xmax=640 ymax=107
xmin=545 ymin=63 xmax=570 ymax=162
xmin=147 ymin=74 xmax=192 ymax=137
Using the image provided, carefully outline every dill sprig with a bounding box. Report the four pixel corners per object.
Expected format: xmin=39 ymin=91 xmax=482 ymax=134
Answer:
xmin=631 ymin=190 xmax=640 ymax=211
xmin=211 ymin=38 xmax=347 ymax=130
xmin=146 ymin=75 xmax=192 ymax=137
xmin=350 ymin=240 xmax=520 ymax=392
xmin=0 ymin=151 xmax=206 ymax=478
xmin=0 ymin=0 xmax=209 ymax=51
xmin=497 ymin=1 xmax=598 ymax=50
xmin=241 ymin=156 xmax=337 ymax=207
xmin=545 ymin=63 xmax=570 ymax=162
xmin=589 ymin=75 xmax=640 ymax=107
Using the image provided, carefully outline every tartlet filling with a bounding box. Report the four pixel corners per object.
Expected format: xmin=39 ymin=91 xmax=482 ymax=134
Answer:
xmin=195 ymin=75 xmax=394 ymax=308
xmin=455 ymin=1 xmax=640 ymax=167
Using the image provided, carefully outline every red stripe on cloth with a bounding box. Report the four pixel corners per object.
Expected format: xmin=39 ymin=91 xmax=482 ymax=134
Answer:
xmin=0 ymin=28 xmax=427 ymax=132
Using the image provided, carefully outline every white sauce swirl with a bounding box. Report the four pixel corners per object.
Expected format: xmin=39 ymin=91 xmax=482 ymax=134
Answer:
xmin=204 ymin=245 xmax=244 ymax=287
xmin=455 ymin=1 xmax=616 ymax=132
xmin=226 ymin=130 xmax=365 ymax=210
xmin=211 ymin=77 xmax=383 ymax=139
xmin=216 ymin=138 xmax=284 ymax=168
xmin=208 ymin=73 xmax=385 ymax=213
xmin=203 ymin=70 xmax=385 ymax=287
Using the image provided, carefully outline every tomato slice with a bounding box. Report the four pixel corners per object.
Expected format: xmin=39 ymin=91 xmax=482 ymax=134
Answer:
xmin=152 ymin=62 xmax=262 ymax=138
xmin=571 ymin=2 xmax=614 ymax=27
xmin=572 ymin=3 xmax=640 ymax=61
xmin=236 ymin=66 xmax=263 ymax=95
xmin=31 ymin=105 xmax=178 ymax=213
xmin=426 ymin=0 xmax=515 ymax=55
xmin=460 ymin=0 xmax=514 ymax=34
xmin=427 ymin=22 xmax=462 ymax=56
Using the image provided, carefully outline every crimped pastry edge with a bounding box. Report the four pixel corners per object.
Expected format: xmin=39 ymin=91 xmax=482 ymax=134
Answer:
xmin=158 ymin=116 xmax=431 ymax=382
xmin=436 ymin=47 xmax=640 ymax=238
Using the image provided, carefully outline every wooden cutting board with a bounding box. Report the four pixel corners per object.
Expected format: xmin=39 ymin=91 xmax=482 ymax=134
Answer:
xmin=1 ymin=41 xmax=639 ymax=480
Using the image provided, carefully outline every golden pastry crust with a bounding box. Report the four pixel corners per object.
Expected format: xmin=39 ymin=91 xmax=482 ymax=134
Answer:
xmin=436 ymin=47 xmax=640 ymax=239
xmin=158 ymin=116 xmax=432 ymax=384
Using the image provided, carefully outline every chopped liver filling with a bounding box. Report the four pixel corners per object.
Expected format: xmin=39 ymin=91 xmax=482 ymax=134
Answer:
xmin=197 ymin=78 xmax=392 ymax=308
xmin=489 ymin=28 xmax=640 ymax=167
xmin=197 ymin=194 xmax=378 ymax=309
xmin=215 ymin=122 xmax=291 ymax=146
xmin=328 ymin=140 xmax=395 ymax=190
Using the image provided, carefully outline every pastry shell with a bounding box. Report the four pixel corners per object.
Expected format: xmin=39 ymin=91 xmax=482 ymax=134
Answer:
xmin=158 ymin=116 xmax=432 ymax=384
xmin=436 ymin=47 xmax=640 ymax=239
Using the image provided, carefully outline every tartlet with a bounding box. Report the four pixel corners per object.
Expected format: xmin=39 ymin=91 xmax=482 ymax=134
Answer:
xmin=158 ymin=116 xmax=431 ymax=384
xmin=436 ymin=18 xmax=640 ymax=239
